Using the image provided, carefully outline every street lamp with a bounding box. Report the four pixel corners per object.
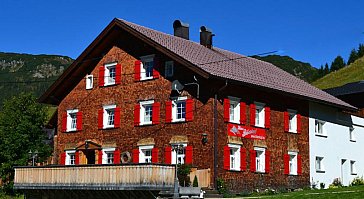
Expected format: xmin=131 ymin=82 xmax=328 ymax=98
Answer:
xmin=172 ymin=144 xmax=184 ymax=199
xmin=28 ymin=150 xmax=38 ymax=166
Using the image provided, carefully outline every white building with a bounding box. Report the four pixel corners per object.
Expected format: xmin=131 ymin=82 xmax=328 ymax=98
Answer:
xmin=309 ymin=102 xmax=364 ymax=188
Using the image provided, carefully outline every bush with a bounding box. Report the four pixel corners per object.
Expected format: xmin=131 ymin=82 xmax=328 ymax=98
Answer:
xmin=192 ymin=175 xmax=198 ymax=187
xmin=177 ymin=164 xmax=191 ymax=187
xmin=320 ymin=182 xmax=325 ymax=189
xmin=217 ymin=178 xmax=227 ymax=194
xmin=350 ymin=176 xmax=364 ymax=186
xmin=329 ymin=178 xmax=342 ymax=189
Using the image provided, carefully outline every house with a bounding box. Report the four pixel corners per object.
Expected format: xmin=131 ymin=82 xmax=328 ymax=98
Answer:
xmin=14 ymin=18 xmax=355 ymax=198
xmin=307 ymin=81 xmax=364 ymax=188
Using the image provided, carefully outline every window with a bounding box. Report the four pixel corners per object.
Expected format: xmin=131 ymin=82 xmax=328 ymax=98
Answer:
xmin=102 ymin=148 xmax=115 ymax=164
xmin=104 ymin=62 xmax=117 ymax=86
xmin=255 ymin=103 xmax=265 ymax=127
xmin=288 ymin=152 xmax=298 ymax=175
xmin=316 ymin=156 xmax=324 ymax=172
xmin=229 ymin=97 xmax=240 ymax=123
xmin=165 ymin=61 xmax=174 ymax=77
xmin=349 ymin=127 xmax=355 ymax=142
xmin=66 ymin=150 xmax=76 ymax=165
xmin=139 ymin=145 xmax=153 ymax=163
xmin=315 ymin=120 xmax=326 ymax=136
xmin=288 ymin=109 xmax=297 ymax=133
xmin=67 ymin=109 xmax=78 ymax=132
xmin=171 ymin=144 xmax=187 ymax=165
xmin=350 ymin=160 xmax=357 ymax=175
xmin=140 ymin=55 xmax=154 ymax=80
xmin=255 ymin=147 xmax=265 ymax=172
xmin=86 ymin=75 xmax=93 ymax=89
xmin=103 ymin=105 xmax=116 ymax=128
xmin=172 ymin=96 xmax=187 ymax=122
xmin=229 ymin=144 xmax=241 ymax=171
xmin=140 ymin=100 xmax=154 ymax=125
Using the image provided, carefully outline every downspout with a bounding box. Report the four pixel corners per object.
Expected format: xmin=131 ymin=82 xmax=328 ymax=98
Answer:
xmin=213 ymin=80 xmax=228 ymax=189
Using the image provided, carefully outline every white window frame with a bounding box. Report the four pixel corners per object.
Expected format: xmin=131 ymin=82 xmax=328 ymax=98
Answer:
xmin=171 ymin=143 xmax=187 ymax=165
xmin=228 ymin=144 xmax=241 ymax=171
xmin=315 ymin=156 xmax=325 ymax=172
xmin=139 ymin=100 xmax=154 ymax=126
xmin=350 ymin=160 xmax=357 ymax=175
xmin=86 ymin=74 xmax=93 ymax=90
xmin=349 ymin=127 xmax=356 ymax=142
xmin=139 ymin=145 xmax=153 ymax=163
xmin=254 ymin=147 xmax=266 ymax=173
xmin=315 ymin=120 xmax=327 ymax=137
xmin=255 ymin=102 xmax=265 ymax=128
xmin=172 ymin=96 xmax=187 ymax=122
xmin=140 ymin=55 xmax=155 ymax=81
xmin=66 ymin=109 xmax=78 ymax=132
xmin=103 ymin=105 xmax=116 ymax=129
xmin=288 ymin=109 xmax=297 ymax=133
xmin=288 ymin=151 xmax=298 ymax=175
xmin=228 ymin=96 xmax=240 ymax=124
xmin=102 ymin=148 xmax=115 ymax=164
xmin=104 ymin=62 xmax=117 ymax=86
xmin=66 ymin=150 xmax=76 ymax=165
xmin=165 ymin=61 xmax=174 ymax=77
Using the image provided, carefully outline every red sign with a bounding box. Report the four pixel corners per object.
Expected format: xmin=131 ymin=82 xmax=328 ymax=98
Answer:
xmin=227 ymin=124 xmax=266 ymax=140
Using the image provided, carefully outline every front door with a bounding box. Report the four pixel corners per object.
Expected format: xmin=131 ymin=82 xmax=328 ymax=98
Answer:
xmin=85 ymin=150 xmax=96 ymax=164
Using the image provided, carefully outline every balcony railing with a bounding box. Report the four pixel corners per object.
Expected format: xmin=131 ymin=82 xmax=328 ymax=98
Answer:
xmin=14 ymin=164 xmax=175 ymax=191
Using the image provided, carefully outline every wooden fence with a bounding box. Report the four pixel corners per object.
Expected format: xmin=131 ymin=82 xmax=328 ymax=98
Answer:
xmin=190 ymin=168 xmax=211 ymax=188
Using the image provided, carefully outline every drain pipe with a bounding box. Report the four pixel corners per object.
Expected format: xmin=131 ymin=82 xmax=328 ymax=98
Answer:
xmin=213 ymin=80 xmax=228 ymax=189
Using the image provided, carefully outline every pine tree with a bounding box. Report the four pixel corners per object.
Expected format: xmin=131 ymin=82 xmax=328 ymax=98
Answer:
xmin=318 ymin=65 xmax=324 ymax=77
xmin=330 ymin=56 xmax=346 ymax=72
xmin=324 ymin=63 xmax=330 ymax=75
xmin=348 ymin=48 xmax=358 ymax=65
xmin=358 ymin=44 xmax=364 ymax=58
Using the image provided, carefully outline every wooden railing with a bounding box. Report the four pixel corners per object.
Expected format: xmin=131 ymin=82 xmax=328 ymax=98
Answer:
xmin=14 ymin=164 xmax=175 ymax=191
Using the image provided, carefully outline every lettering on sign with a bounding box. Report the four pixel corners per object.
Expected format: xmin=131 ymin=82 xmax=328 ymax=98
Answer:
xmin=227 ymin=124 xmax=266 ymax=140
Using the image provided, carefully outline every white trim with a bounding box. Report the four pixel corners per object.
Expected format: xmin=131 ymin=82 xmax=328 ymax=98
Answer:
xmin=104 ymin=62 xmax=117 ymax=86
xmin=65 ymin=150 xmax=76 ymax=165
xmin=171 ymin=143 xmax=187 ymax=165
xmin=102 ymin=148 xmax=115 ymax=164
xmin=228 ymin=144 xmax=241 ymax=171
xmin=288 ymin=151 xmax=298 ymax=175
xmin=139 ymin=145 xmax=154 ymax=163
xmin=228 ymin=96 xmax=241 ymax=124
xmin=140 ymin=54 xmax=155 ymax=81
xmin=85 ymin=74 xmax=93 ymax=90
xmin=66 ymin=109 xmax=78 ymax=132
xmin=254 ymin=102 xmax=265 ymax=128
xmin=140 ymin=100 xmax=154 ymax=125
xmin=254 ymin=147 xmax=266 ymax=173
xmin=172 ymin=96 xmax=187 ymax=122
xmin=103 ymin=105 xmax=116 ymax=129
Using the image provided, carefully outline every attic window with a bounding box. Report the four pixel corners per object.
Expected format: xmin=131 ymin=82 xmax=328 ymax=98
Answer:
xmin=86 ymin=75 xmax=93 ymax=89
xmin=105 ymin=63 xmax=117 ymax=86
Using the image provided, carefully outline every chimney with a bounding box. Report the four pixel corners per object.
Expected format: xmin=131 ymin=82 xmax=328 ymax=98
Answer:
xmin=173 ymin=20 xmax=189 ymax=40
xmin=200 ymin=26 xmax=214 ymax=49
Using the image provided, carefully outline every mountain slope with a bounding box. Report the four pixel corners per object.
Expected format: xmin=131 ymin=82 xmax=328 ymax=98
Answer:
xmin=253 ymin=55 xmax=319 ymax=83
xmin=312 ymin=56 xmax=364 ymax=90
xmin=0 ymin=52 xmax=73 ymax=106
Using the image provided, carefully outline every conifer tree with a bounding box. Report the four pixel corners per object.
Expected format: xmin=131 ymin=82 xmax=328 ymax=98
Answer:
xmin=348 ymin=48 xmax=358 ymax=65
xmin=358 ymin=44 xmax=364 ymax=58
xmin=324 ymin=63 xmax=330 ymax=75
xmin=330 ymin=56 xmax=346 ymax=72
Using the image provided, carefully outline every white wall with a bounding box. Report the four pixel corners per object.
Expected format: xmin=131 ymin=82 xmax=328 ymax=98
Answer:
xmin=309 ymin=102 xmax=364 ymax=188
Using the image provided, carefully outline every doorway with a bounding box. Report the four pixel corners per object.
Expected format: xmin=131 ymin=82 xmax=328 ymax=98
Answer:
xmin=84 ymin=150 xmax=96 ymax=164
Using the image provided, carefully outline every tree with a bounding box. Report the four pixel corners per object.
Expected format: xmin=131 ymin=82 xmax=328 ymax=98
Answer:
xmin=324 ymin=63 xmax=330 ymax=75
xmin=348 ymin=48 xmax=359 ymax=65
xmin=330 ymin=56 xmax=346 ymax=72
xmin=358 ymin=44 xmax=364 ymax=58
xmin=0 ymin=93 xmax=51 ymax=193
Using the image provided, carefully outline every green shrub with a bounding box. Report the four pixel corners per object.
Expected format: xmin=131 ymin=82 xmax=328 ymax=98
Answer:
xmin=217 ymin=178 xmax=227 ymax=194
xmin=350 ymin=176 xmax=364 ymax=186
xmin=177 ymin=164 xmax=191 ymax=187
xmin=192 ymin=175 xmax=199 ymax=187
xmin=329 ymin=178 xmax=342 ymax=189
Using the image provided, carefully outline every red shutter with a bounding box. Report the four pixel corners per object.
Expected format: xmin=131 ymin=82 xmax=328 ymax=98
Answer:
xmin=250 ymin=104 xmax=256 ymax=126
xmin=165 ymin=101 xmax=172 ymax=123
xmin=250 ymin=150 xmax=256 ymax=172
xmin=98 ymin=149 xmax=103 ymax=164
xmin=165 ymin=146 xmax=172 ymax=164
xmin=114 ymin=150 xmax=121 ymax=164
xmin=134 ymin=60 xmax=141 ymax=81
xmin=224 ymin=146 xmax=230 ymax=170
xmin=153 ymin=57 xmax=160 ymax=79
xmin=60 ymin=152 xmax=66 ymax=165
xmin=76 ymin=112 xmax=82 ymax=131
xmin=284 ymin=154 xmax=290 ymax=175
xmin=240 ymin=102 xmax=246 ymax=124
xmin=62 ymin=112 xmax=67 ymax=132
xmin=114 ymin=107 xmax=121 ymax=128
xmin=186 ymin=99 xmax=194 ymax=122
xmin=265 ymin=150 xmax=270 ymax=173
xmin=265 ymin=106 xmax=271 ymax=129
xmin=240 ymin=148 xmax=246 ymax=171
xmin=115 ymin=63 xmax=122 ymax=84
xmin=152 ymin=148 xmax=159 ymax=163
xmin=297 ymin=114 xmax=302 ymax=134
xmin=132 ymin=149 xmax=139 ymax=164
xmin=75 ymin=151 xmax=79 ymax=165
xmin=152 ymin=102 xmax=160 ymax=125
xmin=185 ymin=145 xmax=193 ymax=164
xmin=99 ymin=66 xmax=105 ymax=86
xmin=98 ymin=109 xmax=103 ymax=129
xmin=224 ymin=99 xmax=230 ymax=122
xmin=134 ymin=104 xmax=140 ymax=126
xmin=284 ymin=111 xmax=289 ymax=132
xmin=297 ymin=155 xmax=302 ymax=175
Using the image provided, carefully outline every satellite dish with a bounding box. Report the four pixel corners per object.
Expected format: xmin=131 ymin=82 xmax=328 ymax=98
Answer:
xmin=172 ymin=80 xmax=184 ymax=93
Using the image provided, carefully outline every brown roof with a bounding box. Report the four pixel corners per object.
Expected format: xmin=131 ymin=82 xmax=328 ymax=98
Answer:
xmin=39 ymin=18 xmax=356 ymax=111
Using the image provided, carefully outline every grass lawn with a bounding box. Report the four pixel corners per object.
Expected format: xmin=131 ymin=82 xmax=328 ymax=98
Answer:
xmin=246 ymin=186 xmax=364 ymax=198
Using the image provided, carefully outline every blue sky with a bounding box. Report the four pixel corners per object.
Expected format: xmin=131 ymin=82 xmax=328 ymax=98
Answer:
xmin=1 ymin=0 xmax=364 ymax=67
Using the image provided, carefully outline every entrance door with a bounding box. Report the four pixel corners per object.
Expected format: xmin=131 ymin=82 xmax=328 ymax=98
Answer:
xmin=85 ymin=150 xmax=96 ymax=164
